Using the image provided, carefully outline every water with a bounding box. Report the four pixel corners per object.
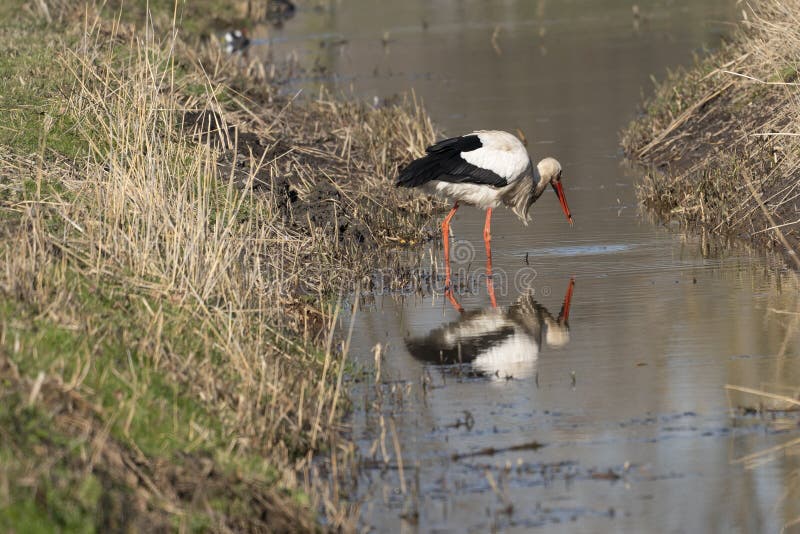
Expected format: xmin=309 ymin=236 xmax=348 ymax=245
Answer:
xmin=259 ymin=1 xmax=800 ymax=531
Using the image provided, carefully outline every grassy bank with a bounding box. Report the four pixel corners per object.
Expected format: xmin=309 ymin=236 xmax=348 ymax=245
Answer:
xmin=622 ymin=0 xmax=799 ymax=268
xmin=0 ymin=1 xmax=437 ymax=530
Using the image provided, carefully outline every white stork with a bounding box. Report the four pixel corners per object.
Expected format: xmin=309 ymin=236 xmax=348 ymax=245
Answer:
xmin=397 ymin=130 xmax=573 ymax=294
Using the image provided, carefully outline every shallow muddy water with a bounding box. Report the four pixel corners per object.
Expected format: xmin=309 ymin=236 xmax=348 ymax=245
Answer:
xmin=262 ymin=1 xmax=800 ymax=531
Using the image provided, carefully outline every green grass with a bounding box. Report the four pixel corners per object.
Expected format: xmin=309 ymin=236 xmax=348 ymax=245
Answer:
xmin=0 ymin=8 xmax=86 ymax=160
xmin=0 ymin=278 xmax=228 ymax=454
xmin=775 ymin=64 xmax=798 ymax=83
xmin=0 ymin=496 xmax=78 ymax=533
xmin=0 ymin=285 xmax=292 ymax=528
xmin=0 ymin=398 xmax=98 ymax=533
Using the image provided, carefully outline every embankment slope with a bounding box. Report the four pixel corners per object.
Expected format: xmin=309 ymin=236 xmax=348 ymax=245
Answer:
xmin=623 ymin=0 xmax=799 ymax=267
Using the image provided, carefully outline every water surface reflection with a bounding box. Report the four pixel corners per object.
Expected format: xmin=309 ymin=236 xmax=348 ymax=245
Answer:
xmin=406 ymin=279 xmax=574 ymax=380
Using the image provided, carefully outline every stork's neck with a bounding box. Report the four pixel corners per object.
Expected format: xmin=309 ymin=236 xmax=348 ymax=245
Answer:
xmin=533 ymin=169 xmax=550 ymax=200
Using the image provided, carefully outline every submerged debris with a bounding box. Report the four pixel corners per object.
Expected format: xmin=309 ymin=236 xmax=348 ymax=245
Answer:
xmin=451 ymin=440 xmax=545 ymax=461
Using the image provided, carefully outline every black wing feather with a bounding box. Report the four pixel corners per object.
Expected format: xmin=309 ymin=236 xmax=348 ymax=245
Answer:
xmin=425 ymin=135 xmax=482 ymax=154
xmin=396 ymin=135 xmax=508 ymax=188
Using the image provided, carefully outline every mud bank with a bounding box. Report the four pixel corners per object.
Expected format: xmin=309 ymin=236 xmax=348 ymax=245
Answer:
xmin=622 ymin=0 xmax=799 ymax=268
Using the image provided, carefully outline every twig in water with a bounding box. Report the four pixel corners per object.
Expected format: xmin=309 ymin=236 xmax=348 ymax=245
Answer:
xmin=733 ymin=436 xmax=800 ymax=469
xmin=373 ymin=342 xmax=382 ymax=384
xmin=491 ymin=25 xmax=502 ymax=55
xmin=724 ymin=384 xmax=800 ymax=407
xmin=451 ymin=440 xmax=544 ymax=461
xmin=389 ymin=417 xmax=406 ymax=494
xmin=485 ymin=470 xmax=513 ymax=511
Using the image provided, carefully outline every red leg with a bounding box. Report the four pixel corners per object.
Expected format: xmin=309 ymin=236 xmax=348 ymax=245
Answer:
xmin=483 ymin=208 xmax=493 ymax=266
xmin=483 ymin=209 xmax=497 ymax=308
xmin=558 ymin=278 xmax=575 ymax=324
xmin=441 ymin=202 xmax=459 ymax=289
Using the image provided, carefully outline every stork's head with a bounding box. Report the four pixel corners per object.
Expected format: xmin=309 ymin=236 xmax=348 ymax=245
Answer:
xmin=537 ymin=157 xmax=573 ymax=226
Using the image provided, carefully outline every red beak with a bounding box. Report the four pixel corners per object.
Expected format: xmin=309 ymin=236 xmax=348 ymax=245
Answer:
xmin=558 ymin=277 xmax=575 ymax=324
xmin=552 ymin=181 xmax=574 ymax=226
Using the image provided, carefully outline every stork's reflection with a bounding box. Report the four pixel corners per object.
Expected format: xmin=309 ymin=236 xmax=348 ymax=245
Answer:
xmin=406 ymin=278 xmax=574 ymax=379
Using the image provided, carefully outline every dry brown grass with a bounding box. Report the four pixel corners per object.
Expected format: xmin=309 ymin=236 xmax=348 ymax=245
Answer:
xmin=622 ymin=0 xmax=800 ymax=267
xmin=0 ymin=2 xmax=438 ymax=530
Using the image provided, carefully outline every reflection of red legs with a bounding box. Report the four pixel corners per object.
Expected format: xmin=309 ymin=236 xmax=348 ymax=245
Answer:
xmin=486 ymin=271 xmax=498 ymax=309
xmin=445 ymin=287 xmax=464 ymax=313
xmin=558 ymin=278 xmax=575 ymax=324
xmin=441 ymin=202 xmax=459 ymax=289
xmin=483 ymin=209 xmax=497 ymax=308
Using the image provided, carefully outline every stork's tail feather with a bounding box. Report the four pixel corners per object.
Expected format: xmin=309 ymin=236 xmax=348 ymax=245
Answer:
xmin=397 ymin=136 xmax=481 ymax=187
xmin=396 ymin=154 xmax=442 ymax=188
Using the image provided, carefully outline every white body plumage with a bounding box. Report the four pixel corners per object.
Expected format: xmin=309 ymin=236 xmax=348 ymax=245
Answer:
xmin=423 ymin=130 xmax=533 ymax=210
xmin=460 ymin=130 xmax=532 ymax=182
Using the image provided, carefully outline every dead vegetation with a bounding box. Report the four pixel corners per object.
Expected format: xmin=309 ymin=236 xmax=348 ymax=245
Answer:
xmin=0 ymin=0 xmax=438 ymax=530
xmin=622 ymin=0 xmax=800 ymax=268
